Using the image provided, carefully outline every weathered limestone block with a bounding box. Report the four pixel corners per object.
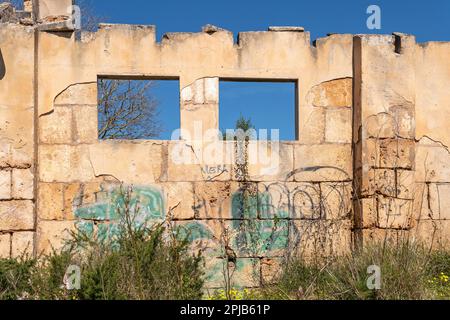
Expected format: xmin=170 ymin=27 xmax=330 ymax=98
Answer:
xmin=365 ymin=139 xmax=415 ymax=169
xmin=88 ymin=142 xmax=163 ymax=184
xmin=415 ymin=144 xmax=450 ymax=182
xmin=325 ymin=108 xmax=352 ymax=143
xmin=379 ymin=139 xmax=415 ymax=169
xmin=0 ymin=200 xmax=34 ymax=231
xmin=0 ymin=233 xmax=10 ymax=258
xmin=54 ymin=83 xmax=97 ymax=106
xmin=39 ymin=107 xmax=72 ymax=144
xmin=0 ymin=170 xmax=11 ymax=200
xmin=161 ymin=182 xmax=195 ymax=220
xmin=361 ymin=228 xmax=409 ymax=247
xmin=180 ymin=85 xmax=193 ymax=102
xmin=203 ymin=257 xmax=260 ymax=289
xmin=195 ymin=80 xmax=205 ymax=105
xmin=396 ymin=169 xmax=414 ymax=199
xmin=288 ymin=182 xmax=323 ymax=219
xmin=365 ymin=168 xmax=396 ymax=197
xmin=180 ymin=78 xmax=219 ymax=140
xmin=0 ymin=143 xmax=33 ymax=170
xmin=180 ymin=104 xmax=219 ymax=139
xmin=308 ymin=78 xmax=352 ymax=108
xmin=258 ymin=182 xmax=291 ymax=220
xmin=390 ymin=106 xmax=415 ymax=139
xmin=300 ymin=108 xmax=325 ymax=144
xmin=227 ymin=185 xmax=259 ymax=221
xmin=414 ymin=220 xmax=450 ymax=249
xmin=290 ymin=219 xmax=352 ymax=260
xmin=204 ymin=78 xmax=219 ymax=103
xmin=418 ymin=183 xmax=450 ymax=221
xmin=258 ymin=182 xmax=321 ymax=220
xmin=232 ymin=216 xmax=289 ymax=257
xmin=194 ymin=181 xmax=236 ymax=219
xmin=39 ymin=145 xmax=94 ymax=182
xmin=11 ymin=231 xmax=34 ymax=258
xmin=0 ymin=26 xmax=34 ymax=174
xmin=293 ymin=144 xmax=352 ymax=181
xmin=181 ymin=78 xmax=218 ymax=105
xmin=64 ymin=182 xmax=103 ymax=220
xmin=320 ymin=181 xmax=352 ymax=220
xmin=38 ymin=182 xmax=64 ymax=220
xmin=364 ymin=108 xmax=414 ymax=140
xmin=183 ymin=218 xmax=289 ymax=259
xmin=365 ymin=112 xmax=396 ymax=139
xmin=412 ymin=183 xmax=428 ymax=221
xmin=40 ymin=144 xmax=73 ymax=182
xmin=173 ymin=220 xmax=222 ymax=257
xmin=247 ymin=142 xmax=294 ymax=182
xmin=12 ymin=168 xmax=34 ymax=200
xmin=261 ymin=257 xmax=282 ymax=284
xmin=377 ymin=196 xmax=413 ymax=229
xmin=167 ymin=142 xmax=232 ymax=181
xmin=36 ymin=220 xmax=74 ymax=255
xmin=73 ymin=106 xmax=98 ymax=144
xmin=355 ymin=197 xmax=378 ymax=228
xmin=436 ymin=184 xmax=450 ymax=220
xmin=268 ymin=26 xmax=305 ymax=32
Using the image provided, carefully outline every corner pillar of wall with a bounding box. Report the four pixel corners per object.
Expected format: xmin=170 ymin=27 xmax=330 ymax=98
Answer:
xmin=352 ymin=34 xmax=417 ymax=247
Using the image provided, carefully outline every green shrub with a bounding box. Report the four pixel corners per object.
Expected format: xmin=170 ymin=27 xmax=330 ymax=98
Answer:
xmin=261 ymin=240 xmax=450 ymax=300
xmin=0 ymin=187 xmax=204 ymax=300
xmin=73 ymin=223 xmax=204 ymax=300
xmin=0 ymin=256 xmax=36 ymax=300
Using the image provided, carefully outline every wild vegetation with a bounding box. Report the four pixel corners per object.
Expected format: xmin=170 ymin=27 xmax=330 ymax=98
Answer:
xmin=0 ymin=187 xmax=204 ymax=300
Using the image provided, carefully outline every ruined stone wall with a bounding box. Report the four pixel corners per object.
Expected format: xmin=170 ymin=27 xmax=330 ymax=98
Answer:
xmin=0 ymin=25 xmax=35 ymax=258
xmin=0 ymin=16 xmax=449 ymax=288
xmin=353 ymin=34 xmax=450 ymax=248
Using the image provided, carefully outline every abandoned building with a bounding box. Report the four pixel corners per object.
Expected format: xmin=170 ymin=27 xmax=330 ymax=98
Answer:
xmin=0 ymin=0 xmax=449 ymax=288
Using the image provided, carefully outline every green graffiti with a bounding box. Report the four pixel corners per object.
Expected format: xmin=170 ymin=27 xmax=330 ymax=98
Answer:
xmin=76 ymin=186 xmax=164 ymax=222
xmin=73 ymin=184 xmax=293 ymax=287
xmin=231 ymin=190 xmax=290 ymax=256
xmin=231 ymin=191 xmax=258 ymax=219
xmin=74 ymin=186 xmax=164 ymax=242
xmin=74 ymin=220 xmax=94 ymax=238
xmin=175 ymin=221 xmax=214 ymax=243
xmin=258 ymin=191 xmax=289 ymax=219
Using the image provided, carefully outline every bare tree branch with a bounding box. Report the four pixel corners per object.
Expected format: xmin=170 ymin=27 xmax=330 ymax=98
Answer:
xmin=98 ymin=79 xmax=163 ymax=140
xmin=76 ymin=0 xmax=104 ymax=32
xmin=73 ymin=1 xmax=163 ymax=140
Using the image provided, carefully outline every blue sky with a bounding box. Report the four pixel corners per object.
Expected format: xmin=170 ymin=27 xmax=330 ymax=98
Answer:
xmin=90 ymin=0 xmax=450 ymax=140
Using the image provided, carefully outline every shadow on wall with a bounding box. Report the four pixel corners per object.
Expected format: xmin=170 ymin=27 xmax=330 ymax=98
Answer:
xmin=0 ymin=49 xmax=5 ymax=80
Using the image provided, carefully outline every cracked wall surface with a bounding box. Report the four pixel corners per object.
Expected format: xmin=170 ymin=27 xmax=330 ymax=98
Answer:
xmin=1 ymin=5 xmax=450 ymax=287
xmin=353 ymin=34 xmax=450 ymax=248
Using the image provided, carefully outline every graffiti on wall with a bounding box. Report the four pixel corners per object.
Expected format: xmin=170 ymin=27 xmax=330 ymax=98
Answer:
xmin=72 ymin=179 xmax=351 ymax=288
